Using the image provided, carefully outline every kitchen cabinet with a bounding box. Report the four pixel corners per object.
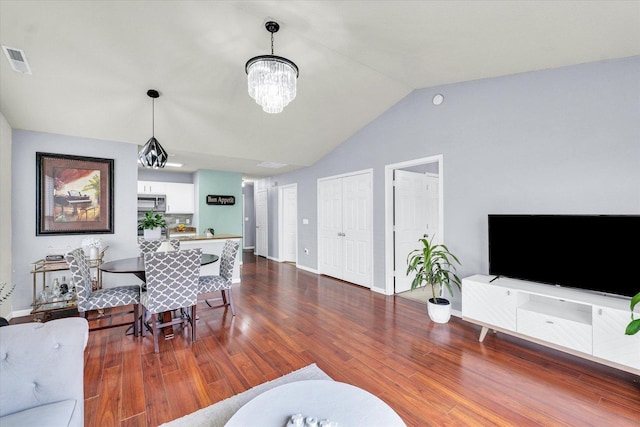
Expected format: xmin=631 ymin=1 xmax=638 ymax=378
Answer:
xmin=165 ymin=182 xmax=195 ymax=214
xmin=138 ymin=180 xmax=166 ymax=195
xmin=137 ymin=181 xmax=195 ymax=213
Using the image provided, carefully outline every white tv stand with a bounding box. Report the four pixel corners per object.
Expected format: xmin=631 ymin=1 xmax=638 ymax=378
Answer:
xmin=461 ymin=275 xmax=640 ymax=375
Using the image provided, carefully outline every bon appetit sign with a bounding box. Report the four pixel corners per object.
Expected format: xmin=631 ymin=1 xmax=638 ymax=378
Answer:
xmin=206 ymin=195 xmax=236 ymax=206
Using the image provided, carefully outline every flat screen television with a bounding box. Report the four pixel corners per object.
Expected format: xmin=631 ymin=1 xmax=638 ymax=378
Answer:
xmin=488 ymin=214 xmax=640 ymax=298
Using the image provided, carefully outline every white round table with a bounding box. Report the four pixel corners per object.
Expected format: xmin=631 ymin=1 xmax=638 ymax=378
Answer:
xmin=224 ymin=380 xmax=406 ymax=427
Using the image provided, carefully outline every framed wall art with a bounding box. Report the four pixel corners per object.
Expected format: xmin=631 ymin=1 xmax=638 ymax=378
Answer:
xmin=36 ymin=152 xmax=114 ymax=235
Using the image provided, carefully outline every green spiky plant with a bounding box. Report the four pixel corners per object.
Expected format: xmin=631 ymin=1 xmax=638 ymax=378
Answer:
xmin=625 ymin=292 xmax=640 ymax=335
xmin=0 ymin=282 xmax=16 ymax=306
xmin=137 ymin=210 xmax=167 ymax=230
xmin=406 ymin=237 xmax=461 ymax=304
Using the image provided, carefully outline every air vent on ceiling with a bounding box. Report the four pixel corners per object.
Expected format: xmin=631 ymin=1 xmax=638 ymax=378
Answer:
xmin=257 ymin=161 xmax=288 ymax=169
xmin=2 ymin=45 xmax=32 ymax=74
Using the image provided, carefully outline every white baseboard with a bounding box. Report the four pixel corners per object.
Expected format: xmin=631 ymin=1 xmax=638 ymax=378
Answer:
xmin=11 ymin=308 xmax=32 ymax=319
xmin=296 ymin=264 xmax=319 ymax=275
xmin=371 ymin=287 xmax=393 ymax=296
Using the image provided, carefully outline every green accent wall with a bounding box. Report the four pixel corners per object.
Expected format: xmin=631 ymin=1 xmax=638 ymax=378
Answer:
xmin=195 ymin=170 xmax=243 ymax=241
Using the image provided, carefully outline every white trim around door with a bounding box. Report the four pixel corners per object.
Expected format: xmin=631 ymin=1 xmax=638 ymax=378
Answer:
xmin=384 ymin=155 xmax=444 ymax=295
xmin=278 ymin=183 xmax=298 ymax=264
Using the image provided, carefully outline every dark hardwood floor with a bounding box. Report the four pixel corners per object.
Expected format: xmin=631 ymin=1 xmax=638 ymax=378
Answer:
xmin=17 ymin=251 xmax=640 ymax=426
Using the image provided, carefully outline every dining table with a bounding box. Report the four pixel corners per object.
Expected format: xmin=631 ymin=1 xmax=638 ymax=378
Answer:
xmin=99 ymin=253 xmax=219 ymax=338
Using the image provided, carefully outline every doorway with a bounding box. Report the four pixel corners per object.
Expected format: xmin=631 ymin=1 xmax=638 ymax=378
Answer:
xmin=255 ymin=189 xmax=268 ymax=257
xmin=279 ymin=184 xmax=298 ymax=263
xmin=384 ymin=155 xmax=443 ymax=295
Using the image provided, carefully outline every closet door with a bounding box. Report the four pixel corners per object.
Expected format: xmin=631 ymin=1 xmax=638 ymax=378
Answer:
xmin=318 ymin=178 xmax=343 ymax=279
xmin=341 ymin=173 xmax=372 ymax=287
xmin=318 ymin=171 xmax=372 ymax=288
xmin=255 ymin=189 xmax=268 ymax=257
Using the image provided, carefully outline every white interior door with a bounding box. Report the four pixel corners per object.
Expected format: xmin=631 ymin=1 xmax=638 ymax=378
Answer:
xmin=341 ymin=173 xmax=372 ymax=288
xmin=318 ymin=171 xmax=372 ymax=288
xmin=394 ymin=170 xmax=429 ymax=293
xmin=255 ymin=189 xmax=268 ymax=257
xmin=281 ymin=185 xmax=297 ymax=263
xmin=318 ymin=178 xmax=343 ymax=279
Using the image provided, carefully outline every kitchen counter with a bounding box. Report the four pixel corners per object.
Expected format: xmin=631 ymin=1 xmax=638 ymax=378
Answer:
xmin=178 ymin=235 xmax=242 ymax=281
xmin=171 ymin=233 xmax=242 ymax=241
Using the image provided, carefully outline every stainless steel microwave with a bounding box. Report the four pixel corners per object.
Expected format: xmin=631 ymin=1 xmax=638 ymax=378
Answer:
xmin=137 ymin=194 xmax=166 ymax=212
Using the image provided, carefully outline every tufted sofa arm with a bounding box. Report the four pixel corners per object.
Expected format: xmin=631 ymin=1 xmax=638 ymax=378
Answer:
xmin=0 ymin=317 xmax=89 ymax=427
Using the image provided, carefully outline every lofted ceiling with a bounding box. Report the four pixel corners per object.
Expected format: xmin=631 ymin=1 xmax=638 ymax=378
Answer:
xmin=1 ymin=1 xmax=639 ymax=179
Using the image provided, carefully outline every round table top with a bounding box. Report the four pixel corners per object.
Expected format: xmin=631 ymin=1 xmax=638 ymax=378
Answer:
xmin=100 ymin=253 xmax=218 ymax=274
xmin=224 ymin=380 xmax=406 ymax=427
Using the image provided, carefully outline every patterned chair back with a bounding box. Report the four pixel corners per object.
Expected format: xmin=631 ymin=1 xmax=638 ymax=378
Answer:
xmin=143 ymin=248 xmax=201 ymax=314
xmin=219 ymin=240 xmax=240 ymax=281
xmin=65 ymin=248 xmax=93 ymax=312
xmin=138 ymin=238 xmax=180 ymax=255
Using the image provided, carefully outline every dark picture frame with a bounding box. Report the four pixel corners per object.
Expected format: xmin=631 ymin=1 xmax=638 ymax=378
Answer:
xmin=36 ymin=152 xmax=114 ymax=235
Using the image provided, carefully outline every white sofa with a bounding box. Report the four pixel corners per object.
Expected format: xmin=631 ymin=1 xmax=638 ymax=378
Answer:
xmin=0 ymin=317 xmax=89 ymax=427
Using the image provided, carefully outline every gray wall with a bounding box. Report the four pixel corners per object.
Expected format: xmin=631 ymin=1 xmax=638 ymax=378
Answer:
xmin=0 ymin=112 xmax=13 ymax=319
xmin=258 ymin=57 xmax=640 ymax=306
xmin=11 ymin=130 xmax=140 ymax=312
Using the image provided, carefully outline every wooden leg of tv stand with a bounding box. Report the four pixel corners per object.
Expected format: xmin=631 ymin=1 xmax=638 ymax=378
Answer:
xmin=479 ymin=326 xmax=489 ymax=342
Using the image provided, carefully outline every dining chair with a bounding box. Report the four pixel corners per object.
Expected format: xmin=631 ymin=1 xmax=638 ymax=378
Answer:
xmin=66 ymin=248 xmax=140 ymax=335
xmin=198 ymin=240 xmax=239 ymax=315
xmin=140 ymin=248 xmax=201 ymax=353
xmin=138 ymin=238 xmax=180 ymax=254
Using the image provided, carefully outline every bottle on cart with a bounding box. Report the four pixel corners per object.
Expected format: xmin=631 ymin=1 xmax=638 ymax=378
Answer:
xmin=52 ymin=278 xmax=61 ymax=300
xmin=60 ymin=275 xmax=69 ymax=295
xmin=42 ymin=283 xmax=51 ymax=303
xmin=69 ymin=278 xmax=76 ymax=298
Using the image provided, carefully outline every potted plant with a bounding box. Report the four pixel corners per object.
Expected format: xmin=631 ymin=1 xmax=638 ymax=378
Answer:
xmin=625 ymin=291 xmax=640 ymax=336
xmin=406 ymin=237 xmax=461 ymax=323
xmin=0 ymin=282 xmax=16 ymax=327
xmin=138 ymin=210 xmax=167 ymax=240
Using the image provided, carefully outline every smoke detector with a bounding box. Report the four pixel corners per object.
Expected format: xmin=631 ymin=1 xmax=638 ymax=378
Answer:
xmin=2 ymin=46 xmax=32 ymax=74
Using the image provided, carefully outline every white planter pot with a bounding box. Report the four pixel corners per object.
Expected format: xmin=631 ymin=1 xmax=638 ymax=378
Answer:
xmin=427 ymin=298 xmax=451 ymax=323
xmin=143 ymin=227 xmax=161 ymax=240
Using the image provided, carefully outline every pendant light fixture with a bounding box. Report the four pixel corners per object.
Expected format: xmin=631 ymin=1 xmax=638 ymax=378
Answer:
xmin=138 ymin=89 xmax=168 ymax=168
xmin=245 ymin=21 xmax=299 ymax=114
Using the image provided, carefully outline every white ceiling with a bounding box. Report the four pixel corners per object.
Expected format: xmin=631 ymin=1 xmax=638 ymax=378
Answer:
xmin=1 ymin=1 xmax=639 ymax=179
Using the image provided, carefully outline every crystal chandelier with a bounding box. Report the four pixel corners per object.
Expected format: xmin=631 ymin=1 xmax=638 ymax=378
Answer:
xmin=138 ymin=89 xmax=168 ymax=168
xmin=245 ymin=21 xmax=299 ymax=114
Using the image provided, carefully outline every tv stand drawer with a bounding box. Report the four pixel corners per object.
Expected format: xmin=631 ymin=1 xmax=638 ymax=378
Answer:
xmin=517 ymin=308 xmax=592 ymax=354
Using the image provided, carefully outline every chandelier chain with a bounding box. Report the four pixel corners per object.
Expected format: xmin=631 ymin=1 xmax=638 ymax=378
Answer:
xmin=151 ymin=98 xmax=155 ymax=137
xmin=271 ymin=31 xmax=274 ymax=55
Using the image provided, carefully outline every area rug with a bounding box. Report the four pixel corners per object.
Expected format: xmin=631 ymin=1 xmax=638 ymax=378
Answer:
xmin=396 ymin=286 xmax=430 ymax=304
xmin=160 ymin=364 xmax=332 ymax=427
